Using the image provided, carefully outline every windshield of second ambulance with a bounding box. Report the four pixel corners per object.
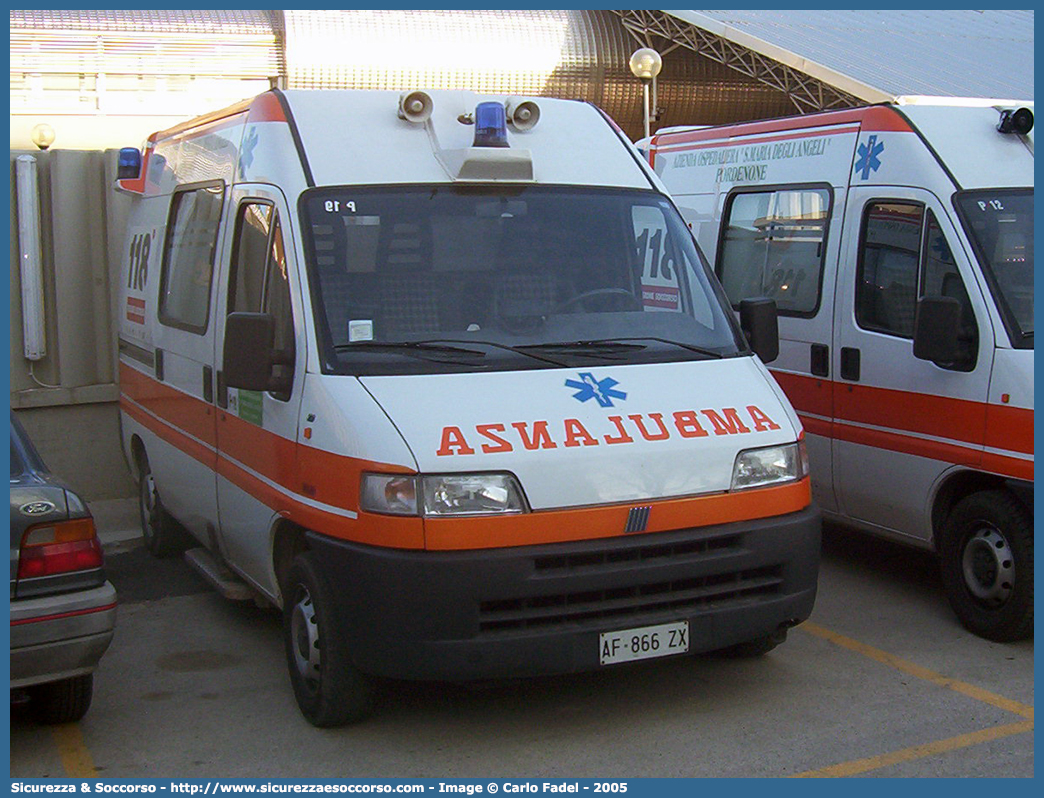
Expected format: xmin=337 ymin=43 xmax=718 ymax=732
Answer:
xmin=956 ymin=189 xmax=1033 ymax=348
xmin=302 ymin=185 xmax=744 ymax=374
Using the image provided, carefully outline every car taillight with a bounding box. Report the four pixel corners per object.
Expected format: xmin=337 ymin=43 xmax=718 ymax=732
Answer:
xmin=17 ymin=518 xmax=104 ymax=579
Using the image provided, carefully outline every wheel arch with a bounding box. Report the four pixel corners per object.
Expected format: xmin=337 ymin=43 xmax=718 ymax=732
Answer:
xmin=271 ymin=517 xmax=311 ymax=608
xmin=930 ymin=468 xmax=1015 ymax=549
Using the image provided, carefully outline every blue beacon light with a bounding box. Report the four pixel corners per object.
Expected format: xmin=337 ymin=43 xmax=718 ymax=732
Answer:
xmin=473 ymin=102 xmax=510 ymax=148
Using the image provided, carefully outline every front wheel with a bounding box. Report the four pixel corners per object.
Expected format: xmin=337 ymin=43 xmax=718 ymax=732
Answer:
xmin=283 ymin=552 xmax=374 ymax=727
xmin=938 ymin=491 xmax=1033 ymax=642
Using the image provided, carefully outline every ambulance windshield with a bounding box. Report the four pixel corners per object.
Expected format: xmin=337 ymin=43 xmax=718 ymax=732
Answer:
xmin=302 ymin=186 xmax=744 ymax=374
xmin=956 ymin=189 xmax=1033 ymax=348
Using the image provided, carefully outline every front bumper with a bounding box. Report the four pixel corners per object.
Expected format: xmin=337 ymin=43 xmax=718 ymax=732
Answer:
xmin=308 ymin=505 xmax=821 ymax=681
xmin=10 ymin=581 xmax=117 ymax=689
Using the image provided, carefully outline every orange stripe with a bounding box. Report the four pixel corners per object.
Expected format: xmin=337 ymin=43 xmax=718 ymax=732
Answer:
xmin=213 ymin=449 xmax=426 ymax=550
xmin=838 ymin=382 xmax=987 ymax=447
xmin=423 ymin=478 xmax=812 ymax=551
xmin=835 ymin=421 xmax=981 ymax=468
xmin=121 ymin=364 xmax=812 ymax=551
xmin=246 ymin=91 xmax=287 ymax=123
xmin=771 ymin=370 xmax=1033 ymax=482
xmin=120 ymin=393 xmax=216 ymax=470
xmin=120 ymin=362 xmax=216 ymax=448
xmin=981 ymin=451 xmax=1034 ymax=482
xmin=986 ymin=403 xmax=1034 ymax=455
xmin=772 ymin=371 xmax=832 ymax=419
xmin=655 ymin=105 xmax=911 ymax=147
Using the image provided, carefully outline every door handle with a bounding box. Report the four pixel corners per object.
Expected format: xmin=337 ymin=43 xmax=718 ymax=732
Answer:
xmin=840 ymin=347 xmax=861 ymax=381
xmin=810 ymin=344 xmax=829 ymax=377
xmin=203 ymin=365 xmax=214 ymax=403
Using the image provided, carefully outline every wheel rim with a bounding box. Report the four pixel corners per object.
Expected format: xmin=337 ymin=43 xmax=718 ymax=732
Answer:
xmin=140 ymin=472 xmax=158 ymax=544
xmin=289 ymin=586 xmax=322 ymax=694
xmin=960 ymin=525 xmax=1015 ymax=607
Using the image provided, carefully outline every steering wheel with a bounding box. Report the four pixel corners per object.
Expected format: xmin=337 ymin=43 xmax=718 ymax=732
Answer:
xmin=555 ymin=288 xmax=643 ymax=313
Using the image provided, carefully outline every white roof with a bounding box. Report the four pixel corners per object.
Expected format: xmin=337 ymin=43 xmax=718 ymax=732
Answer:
xmin=666 ymin=9 xmax=1034 ymax=103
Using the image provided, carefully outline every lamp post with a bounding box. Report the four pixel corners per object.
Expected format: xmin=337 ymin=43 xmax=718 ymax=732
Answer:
xmin=629 ymin=47 xmax=662 ymax=140
xmin=30 ymin=123 xmax=56 ymax=151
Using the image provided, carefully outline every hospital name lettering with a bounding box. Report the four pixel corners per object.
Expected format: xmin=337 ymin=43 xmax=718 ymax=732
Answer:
xmin=436 ymin=406 xmax=780 ymax=456
xmin=672 ymin=136 xmax=831 ymax=183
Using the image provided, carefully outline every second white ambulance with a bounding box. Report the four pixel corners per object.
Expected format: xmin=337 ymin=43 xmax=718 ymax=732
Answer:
xmin=645 ymin=97 xmax=1033 ymax=642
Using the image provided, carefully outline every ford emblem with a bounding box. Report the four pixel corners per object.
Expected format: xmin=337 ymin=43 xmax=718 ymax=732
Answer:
xmin=19 ymin=501 xmax=56 ymax=516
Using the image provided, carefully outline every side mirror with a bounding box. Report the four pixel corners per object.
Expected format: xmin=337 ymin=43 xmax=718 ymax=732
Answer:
xmin=739 ymin=297 xmax=779 ymax=364
xmin=913 ymin=296 xmax=961 ymax=364
xmin=223 ymin=312 xmax=278 ymax=391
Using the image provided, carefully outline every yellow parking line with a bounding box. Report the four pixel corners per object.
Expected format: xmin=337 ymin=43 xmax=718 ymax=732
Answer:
xmin=51 ymin=723 xmax=97 ymax=778
xmin=800 ymin=621 xmax=1034 ymax=720
xmin=789 ymin=719 xmax=1034 ymax=777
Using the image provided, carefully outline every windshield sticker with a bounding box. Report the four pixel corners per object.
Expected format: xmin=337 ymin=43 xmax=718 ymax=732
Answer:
xmin=565 ymin=372 xmax=627 ymax=407
xmin=348 ymin=319 xmax=374 ymax=342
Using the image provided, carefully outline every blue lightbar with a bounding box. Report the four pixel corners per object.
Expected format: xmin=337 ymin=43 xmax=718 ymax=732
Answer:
xmin=473 ymin=102 xmax=509 ymax=148
xmin=117 ymin=147 xmax=142 ymax=180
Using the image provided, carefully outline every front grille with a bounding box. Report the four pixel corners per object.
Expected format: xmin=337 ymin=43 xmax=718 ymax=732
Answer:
xmin=478 ymin=564 xmax=783 ymax=633
xmin=533 ymin=533 xmax=743 ymax=575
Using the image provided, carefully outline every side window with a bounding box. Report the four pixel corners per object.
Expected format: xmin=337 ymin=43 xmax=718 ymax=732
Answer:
xmin=920 ymin=209 xmax=978 ymax=369
xmin=159 ymin=183 xmax=224 ymax=332
xmin=718 ymin=187 xmax=830 ymax=315
xmin=227 ymin=201 xmax=296 ymax=401
xmin=264 ymin=217 xmax=296 ymax=400
xmin=857 ymin=202 xmax=978 ymax=368
xmin=229 ymin=203 xmax=272 ymax=315
xmin=856 ymin=202 xmax=922 ymax=337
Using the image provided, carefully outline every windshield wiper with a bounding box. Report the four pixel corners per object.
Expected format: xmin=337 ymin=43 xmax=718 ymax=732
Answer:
xmin=335 ymin=340 xmax=486 ymax=356
xmin=517 ymin=338 xmax=726 ymax=359
xmin=515 ymin=340 xmax=645 ymax=360
xmin=335 ymin=339 xmax=568 ymax=367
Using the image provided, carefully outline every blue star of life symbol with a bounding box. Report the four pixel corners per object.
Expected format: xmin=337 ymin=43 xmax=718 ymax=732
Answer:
xmin=854 ymin=134 xmax=884 ymax=180
xmin=564 ymin=372 xmax=627 ymax=408
xmin=240 ymin=126 xmax=259 ymax=177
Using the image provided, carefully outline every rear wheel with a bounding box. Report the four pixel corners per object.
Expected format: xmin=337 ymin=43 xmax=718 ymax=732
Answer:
xmin=30 ymin=674 xmax=93 ymax=724
xmin=938 ymin=490 xmax=1033 ymax=642
xmin=283 ymin=552 xmax=374 ymax=727
xmin=137 ymin=453 xmax=189 ymax=558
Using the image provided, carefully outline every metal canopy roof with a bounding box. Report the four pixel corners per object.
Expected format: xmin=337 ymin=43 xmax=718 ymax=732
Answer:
xmin=616 ymin=9 xmax=1033 ymax=113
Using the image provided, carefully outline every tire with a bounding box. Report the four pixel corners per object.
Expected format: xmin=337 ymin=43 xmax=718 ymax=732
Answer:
xmin=938 ymin=490 xmax=1033 ymax=642
xmin=283 ymin=552 xmax=374 ymax=727
xmin=709 ymin=627 xmax=787 ymax=658
xmin=137 ymin=453 xmax=189 ymax=558
xmin=31 ymin=674 xmax=93 ymax=724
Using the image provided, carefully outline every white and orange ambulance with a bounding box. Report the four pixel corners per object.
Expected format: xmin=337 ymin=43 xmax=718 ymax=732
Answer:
xmin=644 ymin=97 xmax=1033 ymax=642
xmin=115 ymin=89 xmax=819 ymax=726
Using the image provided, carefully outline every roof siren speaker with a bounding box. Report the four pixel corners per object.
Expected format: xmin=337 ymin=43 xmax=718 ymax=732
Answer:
xmin=505 ymin=99 xmax=540 ymax=131
xmin=398 ymin=91 xmax=433 ymax=124
xmin=997 ymin=107 xmax=1033 ymax=135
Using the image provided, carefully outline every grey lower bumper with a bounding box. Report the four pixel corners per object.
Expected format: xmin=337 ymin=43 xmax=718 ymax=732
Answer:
xmin=10 ymin=581 xmax=117 ymax=689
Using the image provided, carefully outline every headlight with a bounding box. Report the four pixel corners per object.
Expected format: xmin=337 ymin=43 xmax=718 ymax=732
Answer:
xmin=731 ymin=441 xmax=808 ymax=491
xmin=361 ymin=473 xmax=527 ymax=517
xmin=422 ymin=474 xmax=526 ymax=517
xmin=360 ymin=474 xmax=419 ymax=515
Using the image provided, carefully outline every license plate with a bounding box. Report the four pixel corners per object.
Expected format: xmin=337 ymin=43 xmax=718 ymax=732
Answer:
xmin=599 ymin=620 xmax=689 ymax=665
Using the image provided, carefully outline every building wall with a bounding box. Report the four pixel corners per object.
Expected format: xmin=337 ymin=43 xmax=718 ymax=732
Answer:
xmin=10 ymin=149 xmax=135 ymax=499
